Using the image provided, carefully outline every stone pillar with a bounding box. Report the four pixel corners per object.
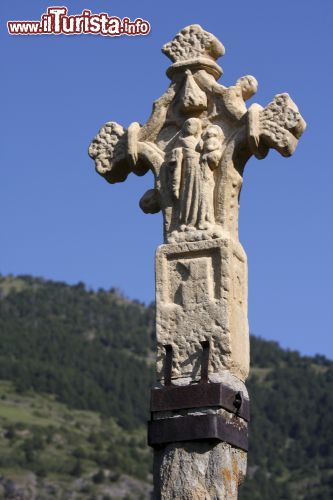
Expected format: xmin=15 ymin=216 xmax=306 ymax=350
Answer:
xmin=150 ymin=235 xmax=249 ymax=498
xmin=89 ymin=24 xmax=306 ymax=499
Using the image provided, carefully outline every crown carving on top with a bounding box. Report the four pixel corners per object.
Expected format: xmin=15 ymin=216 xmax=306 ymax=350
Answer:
xmin=162 ymin=24 xmax=225 ymax=64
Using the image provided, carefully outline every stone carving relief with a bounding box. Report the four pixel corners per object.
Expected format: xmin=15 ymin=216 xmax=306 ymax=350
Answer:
xmin=89 ymin=24 xmax=306 ymax=383
xmin=89 ymin=24 xmax=305 ymax=247
xmin=167 ymin=118 xmax=224 ymax=243
xmin=89 ymin=25 xmax=306 ymax=498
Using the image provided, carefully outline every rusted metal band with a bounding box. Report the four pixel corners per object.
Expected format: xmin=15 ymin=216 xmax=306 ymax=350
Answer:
xmin=150 ymin=382 xmax=250 ymax=422
xmin=148 ymin=413 xmax=248 ymax=451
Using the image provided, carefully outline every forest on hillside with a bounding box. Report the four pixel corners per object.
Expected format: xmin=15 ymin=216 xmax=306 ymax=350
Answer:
xmin=0 ymin=274 xmax=332 ymax=499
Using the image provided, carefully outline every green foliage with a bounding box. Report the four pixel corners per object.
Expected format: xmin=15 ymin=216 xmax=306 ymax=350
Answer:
xmin=0 ymin=275 xmax=332 ymax=498
xmin=0 ymin=275 xmax=154 ymax=430
xmin=239 ymin=337 xmax=333 ymax=499
xmin=0 ymin=380 xmax=152 ymax=494
xmin=92 ymin=469 xmax=105 ymax=484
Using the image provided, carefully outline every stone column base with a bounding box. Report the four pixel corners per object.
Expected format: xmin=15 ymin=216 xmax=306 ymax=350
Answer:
xmin=153 ymin=441 xmax=247 ymax=500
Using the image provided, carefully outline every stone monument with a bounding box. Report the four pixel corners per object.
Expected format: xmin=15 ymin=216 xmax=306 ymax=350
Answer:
xmin=89 ymin=25 xmax=306 ymax=499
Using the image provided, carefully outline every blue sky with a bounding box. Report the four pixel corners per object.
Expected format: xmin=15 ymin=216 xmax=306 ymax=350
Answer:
xmin=1 ymin=0 xmax=332 ymax=358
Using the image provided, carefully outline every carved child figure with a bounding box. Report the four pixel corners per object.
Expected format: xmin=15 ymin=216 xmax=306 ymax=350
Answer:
xmin=199 ymin=124 xmax=224 ymax=230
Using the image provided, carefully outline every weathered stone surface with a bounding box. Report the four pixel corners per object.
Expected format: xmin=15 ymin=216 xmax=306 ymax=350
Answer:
xmin=155 ymin=237 xmax=249 ymax=382
xmin=89 ymin=25 xmax=305 ymax=247
xmin=89 ymin=23 xmax=306 ymax=500
xmin=154 ymin=442 xmax=247 ymax=500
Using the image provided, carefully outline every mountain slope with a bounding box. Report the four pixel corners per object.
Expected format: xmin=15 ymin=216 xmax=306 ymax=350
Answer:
xmin=0 ymin=380 xmax=151 ymax=499
xmin=0 ymin=275 xmax=155 ymax=430
xmin=0 ymin=274 xmax=332 ymax=499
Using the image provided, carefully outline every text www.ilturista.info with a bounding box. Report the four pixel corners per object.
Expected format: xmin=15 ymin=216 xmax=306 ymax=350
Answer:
xmin=7 ymin=7 xmax=151 ymax=36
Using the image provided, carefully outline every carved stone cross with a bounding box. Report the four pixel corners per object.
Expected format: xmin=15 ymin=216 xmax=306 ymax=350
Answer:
xmin=89 ymin=25 xmax=305 ymax=499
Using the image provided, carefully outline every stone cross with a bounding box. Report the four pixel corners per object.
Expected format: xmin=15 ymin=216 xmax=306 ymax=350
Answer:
xmin=89 ymin=25 xmax=306 ymax=499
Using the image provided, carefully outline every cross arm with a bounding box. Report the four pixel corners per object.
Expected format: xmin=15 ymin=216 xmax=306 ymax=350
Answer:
xmin=88 ymin=121 xmax=165 ymax=184
xmin=246 ymin=93 xmax=306 ymax=160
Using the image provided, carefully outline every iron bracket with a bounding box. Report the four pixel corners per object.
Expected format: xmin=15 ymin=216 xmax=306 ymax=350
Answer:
xmin=148 ymin=413 xmax=248 ymax=451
